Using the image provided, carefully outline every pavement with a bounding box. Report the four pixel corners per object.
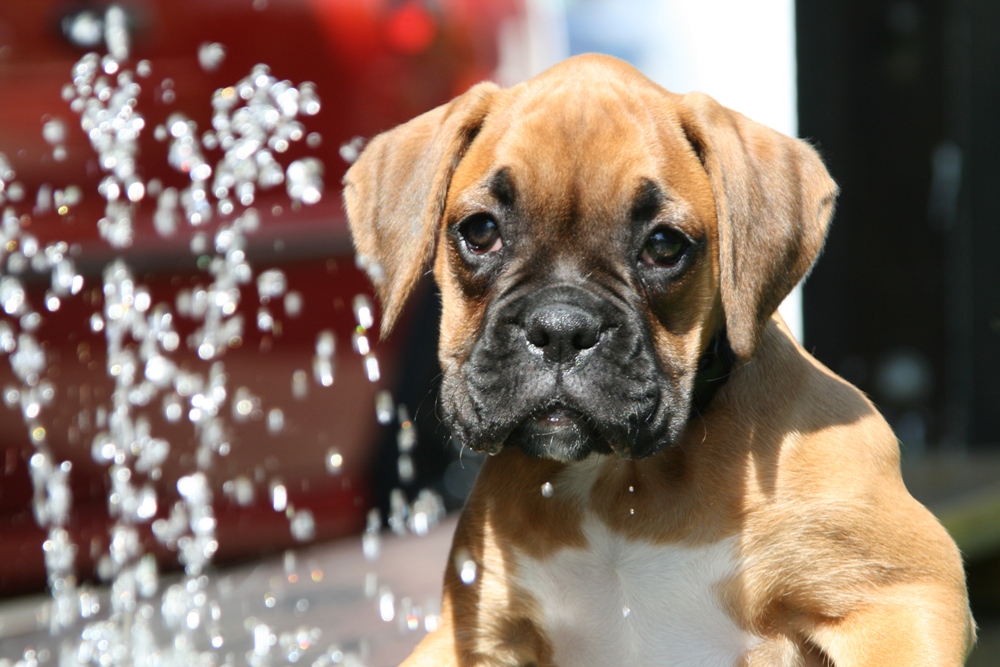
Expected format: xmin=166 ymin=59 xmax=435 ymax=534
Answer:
xmin=0 ymin=516 xmax=456 ymax=666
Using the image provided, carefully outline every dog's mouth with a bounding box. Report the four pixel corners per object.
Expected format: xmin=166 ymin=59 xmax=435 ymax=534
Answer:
xmin=534 ymin=405 xmax=581 ymax=430
xmin=501 ymin=403 xmax=615 ymax=462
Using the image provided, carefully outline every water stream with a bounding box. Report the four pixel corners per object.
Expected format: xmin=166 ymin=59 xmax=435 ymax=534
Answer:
xmin=0 ymin=6 xmax=445 ymax=666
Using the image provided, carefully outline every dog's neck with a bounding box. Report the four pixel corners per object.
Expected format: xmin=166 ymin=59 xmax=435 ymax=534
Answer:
xmin=691 ymin=330 xmax=736 ymax=415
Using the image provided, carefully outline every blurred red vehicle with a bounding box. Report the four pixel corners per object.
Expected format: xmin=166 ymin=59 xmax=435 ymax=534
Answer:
xmin=0 ymin=0 xmax=526 ymax=597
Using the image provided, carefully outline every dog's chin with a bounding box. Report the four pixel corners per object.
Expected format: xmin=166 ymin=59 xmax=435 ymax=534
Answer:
xmin=474 ymin=404 xmax=681 ymax=462
xmin=505 ymin=407 xmax=613 ymax=462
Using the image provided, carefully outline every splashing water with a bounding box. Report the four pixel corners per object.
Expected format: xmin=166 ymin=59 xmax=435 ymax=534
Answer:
xmin=0 ymin=5 xmax=459 ymax=665
xmin=0 ymin=5 xmax=364 ymax=665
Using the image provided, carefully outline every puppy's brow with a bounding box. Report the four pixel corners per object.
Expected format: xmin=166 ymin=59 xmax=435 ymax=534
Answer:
xmin=631 ymin=179 xmax=663 ymax=222
xmin=488 ymin=167 xmax=516 ymax=208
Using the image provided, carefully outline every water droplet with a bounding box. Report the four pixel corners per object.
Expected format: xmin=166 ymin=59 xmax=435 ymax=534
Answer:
xmin=43 ymin=118 xmax=67 ymax=145
xmin=541 ymin=482 xmax=554 ymax=498
xmin=313 ymin=356 xmax=334 ymax=388
xmin=104 ymin=5 xmax=130 ymax=62
xmin=223 ymin=476 xmax=255 ymax=506
xmin=352 ymin=331 xmax=370 ymax=355
xmin=126 ymin=180 xmax=145 ymax=202
xmin=163 ymin=394 xmax=183 ymax=422
xmin=0 ymin=345 xmax=14 ymax=369
xmin=398 ymin=453 xmax=414 ymax=482
xmin=177 ymin=473 xmax=209 ymax=504
xmin=363 ymin=354 xmax=380 ymax=383
xmin=352 ymin=294 xmax=374 ymax=330
xmin=285 ymin=158 xmax=323 ymax=204
xmin=454 ymin=548 xmax=477 ymax=584
xmin=299 ymin=82 xmax=320 ymax=115
xmin=256 ymin=307 xmax=274 ymax=332
xmin=45 ymin=291 xmax=61 ymax=312
xmin=375 ymin=390 xmax=394 ymax=425
xmin=315 ymin=330 xmax=335 ymax=357
xmin=270 ymin=481 xmax=288 ymax=512
xmin=291 ymin=369 xmax=308 ymax=399
xmin=63 ymin=10 xmax=104 ymax=49
xmin=339 ymin=136 xmax=366 ymax=164
xmin=284 ymin=290 xmax=302 ymax=317
xmin=397 ymin=422 xmax=416 ymax=452
xmin=622 ymin=605 xmax=632 ymax=618
xmin=362 ymin=508 xmax=382 ymax=561
xmin=198 ymin=42 xmax=227 ymax=72
xmin=325 ymin=448 xmax=343 ymax=474
xmin=0 ymin=276 xmax=26 ymax=315
xmin=379 ymin=587 xmax=395 ymax=622
xmin=290 ymin=509 xmax=315 ymax=542
xmin=6 ymin=181 xmax=24 ymax=202
xmin=256 ymin=268 xmax=287 ymax=300
xmin=144 ymin=355 xmax=175 ymax=386
xmin=267 ymin=407 xmax=284 ymax=433
xmin=135 ymin=487 xmax=158 ymax=520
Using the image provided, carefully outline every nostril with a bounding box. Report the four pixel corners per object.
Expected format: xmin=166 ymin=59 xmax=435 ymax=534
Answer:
xmin=526 ymin=327 xmax=549 ymax=349
xmin=572 ymin=328 xmax=599 ymax=351
xmin=524 ymin=302 xmax=602 ymax=361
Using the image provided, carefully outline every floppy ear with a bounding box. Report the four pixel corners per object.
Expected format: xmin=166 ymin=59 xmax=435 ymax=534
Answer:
xmin=342 ymin=82 xmax=500 ymax=336
xmin=678 ymin=92 xmax=838 ymax=360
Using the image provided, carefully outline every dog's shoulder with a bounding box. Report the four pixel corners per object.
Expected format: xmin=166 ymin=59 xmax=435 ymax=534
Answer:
xmin=721 ymin=320 xmax=968 ymax=634
xmin=725 ymin=317 xmax=901 ymax=481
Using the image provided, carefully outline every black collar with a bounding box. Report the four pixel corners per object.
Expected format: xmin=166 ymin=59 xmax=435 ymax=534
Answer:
xmin=691 ymin=330 xmax=736 ymax=416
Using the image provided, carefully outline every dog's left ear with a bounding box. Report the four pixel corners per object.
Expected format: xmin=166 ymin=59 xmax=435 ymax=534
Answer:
xmin=678 ymin=93 xmax=838 ymax=360
xmin=343 ymin=82 xmax=500 ymax=336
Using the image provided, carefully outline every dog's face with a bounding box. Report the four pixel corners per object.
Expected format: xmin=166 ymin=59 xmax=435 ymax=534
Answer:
xmin=433 ymin=80 xmax=721 ymax=461
xmin=344 ymin=54 xmax=837 ymax=461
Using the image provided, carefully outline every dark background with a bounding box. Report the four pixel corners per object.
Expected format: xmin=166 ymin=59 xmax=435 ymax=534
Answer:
xmin=797 ymin=0 xmax=1000 ymax=657
xmin=798 ymin=0 xmax=998 ymax=451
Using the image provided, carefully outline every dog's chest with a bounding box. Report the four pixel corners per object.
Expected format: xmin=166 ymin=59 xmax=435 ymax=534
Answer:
xmin=512 ymin=516 xmax=758 ymax=667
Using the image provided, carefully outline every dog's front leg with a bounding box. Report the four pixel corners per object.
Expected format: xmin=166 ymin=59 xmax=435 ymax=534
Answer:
xmin=400 ymin=625 xmax=459 ymax=667
xmin=802 ymin=582 xmax=975 ymax=666
xmin=400 ymin=582 xmax=547 ymax=667
xmin=400 ymin=626 xmax=544 ymax=667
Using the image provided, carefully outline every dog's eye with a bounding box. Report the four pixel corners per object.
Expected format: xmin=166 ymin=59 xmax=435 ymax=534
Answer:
xmin=641 ymin=227 xmax=688 ymax=267
xmin=458 ymin=214 xmax=503 ymax=254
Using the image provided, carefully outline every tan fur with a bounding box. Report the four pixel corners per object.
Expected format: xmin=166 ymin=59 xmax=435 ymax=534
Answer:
xmin=344 ymin=54 xmax=974 ymax=667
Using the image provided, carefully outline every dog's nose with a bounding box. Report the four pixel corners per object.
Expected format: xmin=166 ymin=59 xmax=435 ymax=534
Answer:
xmin=524 ymin=303 xmax=601 ymax=363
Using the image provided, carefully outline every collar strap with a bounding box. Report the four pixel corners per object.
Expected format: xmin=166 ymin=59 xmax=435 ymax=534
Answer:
xmin=691 ymin=330 xmax=736 ymax=416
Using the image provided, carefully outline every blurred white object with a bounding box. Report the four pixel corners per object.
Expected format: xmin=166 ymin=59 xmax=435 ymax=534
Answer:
xmin=496 ymin=0 xmax=571 ymax=85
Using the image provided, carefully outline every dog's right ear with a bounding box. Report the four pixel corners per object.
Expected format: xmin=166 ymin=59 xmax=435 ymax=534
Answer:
xmin=343 ymin=82 xmax=500 ymax=337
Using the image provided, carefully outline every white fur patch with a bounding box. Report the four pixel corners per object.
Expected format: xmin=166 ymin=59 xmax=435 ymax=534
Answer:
xmin=514 ymin=516 xmax=758 ymax=666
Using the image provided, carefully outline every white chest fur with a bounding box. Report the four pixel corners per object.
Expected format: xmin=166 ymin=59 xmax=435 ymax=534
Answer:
xmin=513 ymin=516 xmax=758 ymax=667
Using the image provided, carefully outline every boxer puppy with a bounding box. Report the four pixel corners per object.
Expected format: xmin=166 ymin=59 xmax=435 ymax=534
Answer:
xmin=343 ymin=54 xmax=975 ymax=666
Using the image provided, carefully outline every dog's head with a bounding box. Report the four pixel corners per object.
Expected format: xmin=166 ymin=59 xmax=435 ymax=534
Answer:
xmin=344 ymin=54 xmax=837 ymax=461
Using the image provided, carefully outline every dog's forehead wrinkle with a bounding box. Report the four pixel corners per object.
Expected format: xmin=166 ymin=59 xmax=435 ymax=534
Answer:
xmin=631 ymin=178 xmax=664 ymax=222
xmin=496 ymin=83 xmax=658 ymax=170
xmin=488 ymin=167 xmax=516 ymax=207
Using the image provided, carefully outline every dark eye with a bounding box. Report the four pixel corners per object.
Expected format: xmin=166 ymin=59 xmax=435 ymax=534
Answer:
xmin=458 ymin=214 xmax=503 ymax=254
xmin=641 ymin=227 xmax=688 ymax=267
